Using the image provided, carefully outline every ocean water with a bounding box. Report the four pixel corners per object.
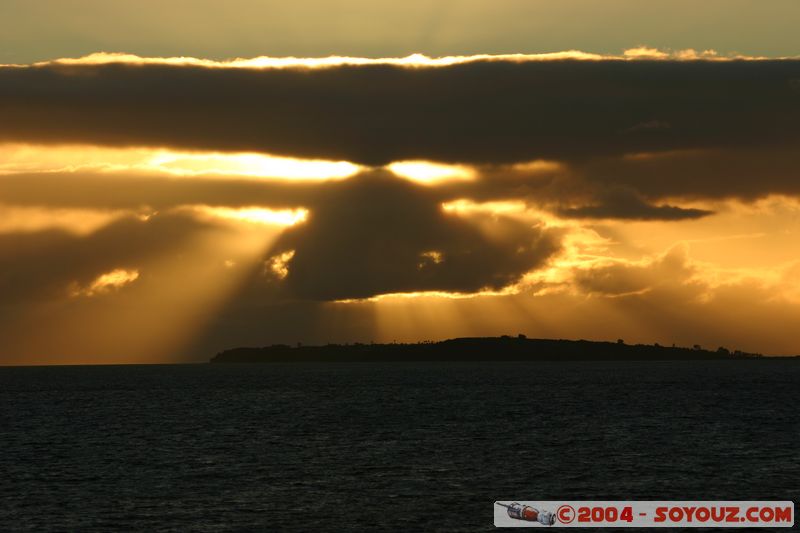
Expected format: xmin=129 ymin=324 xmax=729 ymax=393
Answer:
xmin=1 ymin=360 xmax=798 ymax=531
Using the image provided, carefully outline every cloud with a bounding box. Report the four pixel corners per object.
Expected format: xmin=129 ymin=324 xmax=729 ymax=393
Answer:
xmin=0 ymin=169 xmax=561 ymax=304
xmin=2 ymin=53 xmax=800 ymax=361
xmin=70 ymin=268 xmax=140 ymax=297
xmin=265 ymin=171 xmax=560 ymax=300
xmin=0 ymin=212 xmax=220 ymax=303
xmin=557 ymin=187 xmax=713 ymax=220
xmin=13 ymin=48 xmax=763 ymax=69
xmin=571 ymin=244 xmax=696 ymax=297
xmin=188 ymin=241 xmax=800 ymax=357
xmin=625 ymin=120 xmax=671 ymax=133
xmin=571 ymin=147 xmax=800 ymax=201
xmin=0 ymin=171 xmax=318 ymax=210
xmin=1 ymin=58 xmax=798 ymax=166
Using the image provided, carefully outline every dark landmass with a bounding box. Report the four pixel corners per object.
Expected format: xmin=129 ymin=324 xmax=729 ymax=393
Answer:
xmin=210 ymin=336 xmax=772 ymax=363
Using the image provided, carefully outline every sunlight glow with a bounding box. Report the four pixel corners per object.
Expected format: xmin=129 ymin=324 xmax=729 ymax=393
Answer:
xmin=266 ymin=250 xmax=296 ymax=280
xmin=441 ymin=199 xmax=529 ymax=216
xmin=189 ymin=206 xmax=309 ymax=227
xmin=147 ymin=150 xmax=361 ymax=180
xmin=9 ymin=48 xmax=788 ymax=70
xmin=510 ymin=160 xmax=564 ymax=174
xmin=441 ymin=198 xmax=596 ymax=230
xmin=388 ymin=161 xmax=476 ymax=185
xmin=27 ymin=51 xmax=607 ymax=69
xmin=40 ymin=218 xmax=287 ymax=364
xmin=0 ymin=143 xmax=362 ymax=181
xmin=418 ymin=250 xmax=444 ymax=267
xmin=623 ymin=47 xmax=719 ymax=60
xmin=71 ymin=268 xmax=140 ymax=297
xmin=0 ymin=205 xmax=130 ymax=235
xmin=335 ymin=287 xmax=516 ymax=304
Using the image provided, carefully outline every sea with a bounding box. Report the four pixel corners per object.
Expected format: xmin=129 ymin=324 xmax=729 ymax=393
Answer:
xmin=1 ymin=360 xmax=798 ymax=531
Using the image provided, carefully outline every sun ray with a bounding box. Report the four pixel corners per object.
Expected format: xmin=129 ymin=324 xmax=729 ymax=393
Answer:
xmin=0 ymin=143 xmax=362 ymax=181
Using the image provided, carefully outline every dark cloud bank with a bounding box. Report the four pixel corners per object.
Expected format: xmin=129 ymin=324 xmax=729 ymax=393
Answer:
xmin=1 ymin=58 xmax=799 ymax=304
xmin=2 ymin=57 xmax=799 ymax=209
xmin=269 ymin=172 xmax=559 ymax=300
xmin=0 ymin=213 xmax=222 ymax=304
xmin=0 ymin=173 xmax=560 ymax=303
xmin=1 ymin=59 xmax=799 ymax=166
xmin=557 ymin=187 xmax=713 ymax=221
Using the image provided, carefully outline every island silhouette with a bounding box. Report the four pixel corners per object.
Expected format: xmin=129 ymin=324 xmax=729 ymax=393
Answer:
xmin=210 ymin=335 xmax=769 ymax=363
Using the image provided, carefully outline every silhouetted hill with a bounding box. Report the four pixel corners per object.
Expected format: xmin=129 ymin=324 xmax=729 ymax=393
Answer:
xmin=210 ymin=336 xmax=768 ymax=363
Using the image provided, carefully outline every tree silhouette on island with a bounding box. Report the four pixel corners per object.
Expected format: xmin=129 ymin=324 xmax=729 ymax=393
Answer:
xmin=210 ymin=335 xmax=770 ymax=363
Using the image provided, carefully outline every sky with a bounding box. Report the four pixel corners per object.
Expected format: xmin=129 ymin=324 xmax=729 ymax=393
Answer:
xmin=1 ymin=1 xmax=800 ymax=364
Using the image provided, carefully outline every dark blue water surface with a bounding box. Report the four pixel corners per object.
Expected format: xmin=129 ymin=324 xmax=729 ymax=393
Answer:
xmin=1 ymin=360 xmax=798 ymax=531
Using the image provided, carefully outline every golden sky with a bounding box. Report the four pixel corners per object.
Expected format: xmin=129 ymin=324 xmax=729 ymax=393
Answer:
xmin=1 ymin=3 xmax=800 ymax=364
xmin=2 ymin=1 xmax=799 ymax=63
